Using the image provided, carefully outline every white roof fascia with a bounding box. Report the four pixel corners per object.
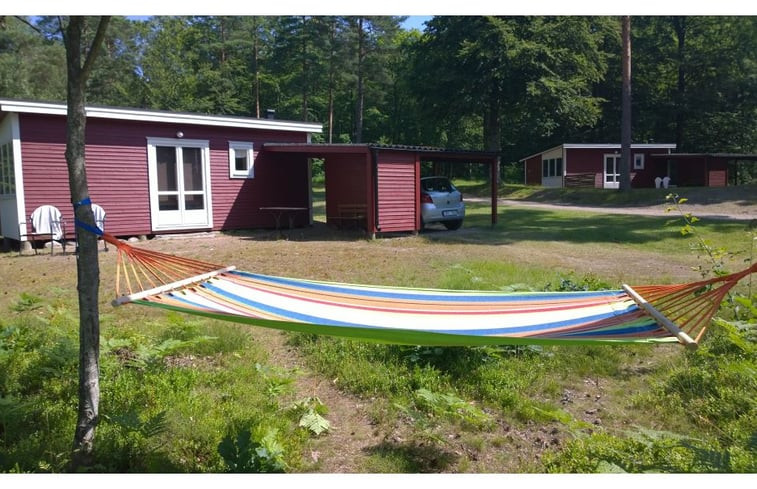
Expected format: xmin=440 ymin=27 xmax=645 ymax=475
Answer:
xmin=562 ymin=143 xmax=676 ymax=150
xmin=0 ymin=99 xmax=323 ymax=134
xmin=520 ymin=143 xmax=677 ymax=161
xmin=519 ymin=144 xmax=564 ymax=162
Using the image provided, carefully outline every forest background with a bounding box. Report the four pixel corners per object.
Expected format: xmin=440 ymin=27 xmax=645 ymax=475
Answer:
xmin=1 ymin=14 xmax=755 ymax=181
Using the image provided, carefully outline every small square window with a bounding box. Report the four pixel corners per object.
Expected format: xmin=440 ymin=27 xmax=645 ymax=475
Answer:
xmin=229 ymin=142 xmax=255 ymax=179
xmin=633 ymin=153 xmax=645 ymax=170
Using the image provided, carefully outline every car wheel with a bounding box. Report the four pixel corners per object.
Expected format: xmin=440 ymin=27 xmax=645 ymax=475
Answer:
xmin=443 ymin=219 xmax=463 ymax=231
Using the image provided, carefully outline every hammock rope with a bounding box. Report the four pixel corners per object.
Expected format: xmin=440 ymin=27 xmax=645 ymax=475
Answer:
xmin=101 ymin=233 xmax=756 ymax=348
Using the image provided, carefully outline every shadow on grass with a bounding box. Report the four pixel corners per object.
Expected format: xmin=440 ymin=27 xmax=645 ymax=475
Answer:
xmin=224 ymin=203 xmax=749 ymax=248
xmin=363 ymin=440 xmax=459 ymax=473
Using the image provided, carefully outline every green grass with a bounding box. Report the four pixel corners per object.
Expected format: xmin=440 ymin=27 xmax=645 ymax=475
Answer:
xmin=0 ymin=309 xmax=315 ymax=473
xmin=456 ymin=181 xmax=757 ymax=207
xmin=1 ymin=183 xmax=755 ymax=473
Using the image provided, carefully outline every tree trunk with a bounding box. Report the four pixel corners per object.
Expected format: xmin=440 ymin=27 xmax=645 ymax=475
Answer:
xmin=483 ymin=103 xmax=501 ymax=152
xmin=354 ymin=17 xmax=365 ymax=143
xmin=327 ymin=19 xmax=336 ymax=144
xmin=619 ymin=15 xmax=632 ymax=192
xmin=63 ymin=15 xmax=110 ymax=470
xmin=672 ymin=16 xmax=687 ymax=151
xmin=253 ymin=17 xmax=261 ymax=118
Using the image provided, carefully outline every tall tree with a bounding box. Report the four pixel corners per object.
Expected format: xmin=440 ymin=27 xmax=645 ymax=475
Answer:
xmin=0 ymin=16 xmax=66 ymax=100
xmin=61 ymin=15 xmax=110 ymax=469
xmin=630 ymin=16 xmax=756 ymax=153
xmin=410 ymin=16 xmax=613 ymax=157
xmin=619 ymin=16 xmax=632 ymax=191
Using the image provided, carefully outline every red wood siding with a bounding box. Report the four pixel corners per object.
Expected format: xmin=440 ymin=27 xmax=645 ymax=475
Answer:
xmin=707 ymin=159 xmax=728 ymax=187
xmin=377 ymin=151 xmax=417 ymax=233
xmin=524 ymin=155 xmax=541 ymax=185
xmin=565 ymin=148 xmax=603 ymax=188
xmin=18 ymin=113 xmax=310 ymax=237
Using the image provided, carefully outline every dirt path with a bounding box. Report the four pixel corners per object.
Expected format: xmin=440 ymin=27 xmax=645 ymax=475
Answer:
xmin=486 ymin=198 xmax=757 ymax=221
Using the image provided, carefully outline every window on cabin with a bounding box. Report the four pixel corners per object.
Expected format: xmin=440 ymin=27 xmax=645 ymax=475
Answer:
xmin=0 ymin=142 xmax=15 ymax=195
xmin=541 ymin=157 xmax=562 ymax=178
xmin=229 ymin=141 xmax=255 ymax=179
xmin=633 ymin=153 xmax=645 ymax=170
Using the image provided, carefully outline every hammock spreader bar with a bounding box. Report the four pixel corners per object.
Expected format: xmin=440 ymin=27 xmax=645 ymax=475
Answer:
xmin=622 ymin=284 xmax=696 ymax=348
xmin=99 ymin=232 xmax=757 ymax=348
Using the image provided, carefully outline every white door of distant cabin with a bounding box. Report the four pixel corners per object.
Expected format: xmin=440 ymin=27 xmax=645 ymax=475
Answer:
xmin=603 ymin=154 xmax=620 ymax=189
xmin=147 ymin=138 xmax=212 ymax=231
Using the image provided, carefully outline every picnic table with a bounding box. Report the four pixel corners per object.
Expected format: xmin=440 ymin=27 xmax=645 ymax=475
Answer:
xmin=260 ymin=206 xmax=308 ymax=237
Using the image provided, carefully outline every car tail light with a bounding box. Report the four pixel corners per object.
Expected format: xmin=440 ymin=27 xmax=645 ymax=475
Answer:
xmin=421 ymin=194 xmax=433 ymax=204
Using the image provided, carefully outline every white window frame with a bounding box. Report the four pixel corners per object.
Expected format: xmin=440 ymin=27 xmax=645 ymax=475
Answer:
xmin=229 ymin=141 xmax=255 ymax=179
xmin=147 ymin=137 xmax=213 ymax=232
xmin=633 ymin=153 xmax=645 ymax=170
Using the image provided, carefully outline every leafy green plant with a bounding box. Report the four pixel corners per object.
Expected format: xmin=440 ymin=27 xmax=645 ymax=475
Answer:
xmin=288 ymin=397 xmax=330 ymax=436
xmin=105 ymin=336 xmax=217 ymax=370
xmin=254 ymin=363 xmax=296 ymax=397
xmin=412 ymin=388 xmax=491 ymax=429
xmin=217 ymin=427 xmax=287 ymax=473
xmin=665 ymin=193 xmax=733 ymax=277
xmin=9 ymin=293 xmax=43 ymax=312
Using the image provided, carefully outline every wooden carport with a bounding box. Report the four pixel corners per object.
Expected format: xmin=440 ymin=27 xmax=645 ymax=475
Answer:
xmin=262 ymin=143 xmax=500 ymax=237
xmin=650 ymin=153 xmax=757 ymax=187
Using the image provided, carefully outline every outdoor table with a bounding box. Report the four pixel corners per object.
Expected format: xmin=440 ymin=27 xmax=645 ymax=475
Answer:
xmin=259 ymin=206 xmax=308 ymax=237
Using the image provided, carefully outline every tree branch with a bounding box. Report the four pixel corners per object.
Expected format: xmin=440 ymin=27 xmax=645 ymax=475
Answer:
xmin=81 ymin=16 xmax=111 ymax=81
xmin=12 ymin=15 xmax=42 ymax=34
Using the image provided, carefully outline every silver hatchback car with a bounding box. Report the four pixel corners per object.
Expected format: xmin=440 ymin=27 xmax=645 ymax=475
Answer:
xmin=420 ymin=176 xmax=465 ymax=230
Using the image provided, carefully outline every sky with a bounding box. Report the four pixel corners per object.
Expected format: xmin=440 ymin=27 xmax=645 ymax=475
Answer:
xmin=401 ymin=16 xmax=432 ymax=31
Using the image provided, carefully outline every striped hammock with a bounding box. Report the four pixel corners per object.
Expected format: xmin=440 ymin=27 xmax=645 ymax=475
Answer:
xmin=102 ymin=234 xmax=756 ymax=349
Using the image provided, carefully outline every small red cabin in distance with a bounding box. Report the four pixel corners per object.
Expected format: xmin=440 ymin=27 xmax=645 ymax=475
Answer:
xmin=520 ymin=143 xmax=680 ymax=189
xmin=0 ymin=99 xmax=322 ymax=242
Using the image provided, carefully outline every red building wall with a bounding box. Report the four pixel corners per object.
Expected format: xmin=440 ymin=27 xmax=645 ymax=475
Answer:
xmin=376 ymin=150 xmax=418 ymax=233
xmin=524 ymin=155 xmax=542 ymax=185
xmin=564 ymin=147 xmax=674 ymax=189
xmin=18 ymin=113 xmax=310 ymax=237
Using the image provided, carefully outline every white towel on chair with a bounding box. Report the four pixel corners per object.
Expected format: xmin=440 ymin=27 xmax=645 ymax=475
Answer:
xmin=31 ymin=205 xmax=63 ymax=240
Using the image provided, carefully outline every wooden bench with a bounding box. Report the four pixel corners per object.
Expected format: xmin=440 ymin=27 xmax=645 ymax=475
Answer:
xmin=329 ymin=204 xmax=367 ymax=230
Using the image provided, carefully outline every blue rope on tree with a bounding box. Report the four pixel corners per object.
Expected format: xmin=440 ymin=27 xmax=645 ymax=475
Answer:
xmin=72 ymin=196 xmax=103 ymax=236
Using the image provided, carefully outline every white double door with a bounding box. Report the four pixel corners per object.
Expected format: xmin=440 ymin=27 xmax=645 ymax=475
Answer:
xmin=603 ymin=154 xmax=621 ymax=189
xmin=148 ymin=138 xmax=212 ymax=231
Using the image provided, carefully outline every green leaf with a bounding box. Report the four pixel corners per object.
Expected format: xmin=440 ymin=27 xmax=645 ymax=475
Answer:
xmin=299 ymin=410 xmax=330 ymax=435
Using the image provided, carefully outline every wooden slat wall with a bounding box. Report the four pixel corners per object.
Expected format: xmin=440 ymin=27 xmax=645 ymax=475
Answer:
xmin=377 ymin=152 xmax=417 ymax=233
xmin=18 ymin=113 xmax=309 ymax=237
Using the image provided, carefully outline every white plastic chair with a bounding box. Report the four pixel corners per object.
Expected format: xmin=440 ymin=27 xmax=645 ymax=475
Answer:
xmin=91 ymin=203 xmax=108 ymax=251
xmin=20 ymin=205 xmax=66 ymax=255
xmin=654 ymin=177 xmax=662 ymax=188
xmin=662 ymin=176 xmax=671 ymax=189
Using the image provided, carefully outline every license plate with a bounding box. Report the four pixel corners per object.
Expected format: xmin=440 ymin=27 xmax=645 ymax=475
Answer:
xmin=442 ymin=210 xmax=458 ymax=217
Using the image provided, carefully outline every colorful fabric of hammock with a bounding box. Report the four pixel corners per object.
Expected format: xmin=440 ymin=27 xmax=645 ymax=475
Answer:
xmin=101 ymin=233 xmax=756 ymax=348
xmin=127 ymin=269 xmax=673 ymax=346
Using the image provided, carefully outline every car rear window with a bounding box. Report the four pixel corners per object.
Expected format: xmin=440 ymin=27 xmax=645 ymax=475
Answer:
xmin=422 ymin=178 xmax=454 ymax=192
